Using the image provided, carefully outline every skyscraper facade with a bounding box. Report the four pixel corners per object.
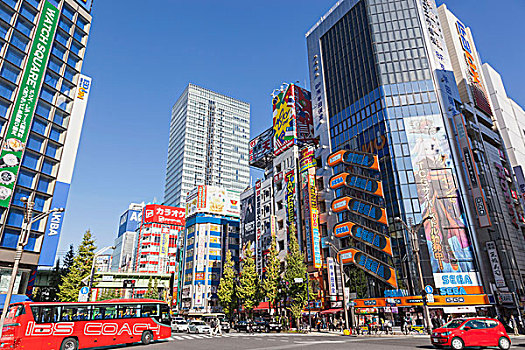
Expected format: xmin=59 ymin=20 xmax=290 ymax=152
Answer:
xmin=164 ymin=83 xmax=250 ymax=207
xmin=306 ymin=0 xmax=524 ymax=313
xmin=0 ymin=0 xmax=93 ymax=294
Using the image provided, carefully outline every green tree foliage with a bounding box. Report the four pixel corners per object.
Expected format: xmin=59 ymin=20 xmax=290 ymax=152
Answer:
xmin=262 ymin=235 xmax=280 ymax=312
xmin=58 ymin=231 xmax=96 ymax=302
xmin=144 ymin=277 xmax=157 ymax=299
xmin=217 ymin=250 xmax=237 ymax=318
xmin=284 ymin=235 xmax=314 ymax=328
xmin=98 ymin=289 xmax=119 ymax=300
xmin=62 ymin=244 xmax=75 ymax=276
xmin=237 ymin=246 xmax=260 ymax=317
xmin=346 ymin=265 xmax=367 ymax=298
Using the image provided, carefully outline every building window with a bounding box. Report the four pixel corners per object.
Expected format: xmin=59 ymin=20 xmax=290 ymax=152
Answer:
xmin=27 ymin=134 xmax=44 ymax=152
xmin=17 ymin=170 xmax=35 ymax=188
xmin=1 ymin=229 xmax=19 ymax=249
xmin=22 ymin=151 xmax=39 ymax=169
xmin=6 ymin=209 xmax=24 ymax=227
xmin=278 ymin=240 xmax=285 ymax=251
xmin=37 ymin=177 xmax=51 ymax=193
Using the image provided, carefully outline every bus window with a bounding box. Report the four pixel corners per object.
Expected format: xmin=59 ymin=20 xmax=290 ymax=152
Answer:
xmin=6 ymin=304 xmax=25 ymax=320
xmin=31 ymin=306 xmax=59 ymax=323
xmin=118 ymin=304 xmax=140 ymax=318
xmin=91 ymin=305 xmax=117 ymax=320
xmin=61 ymin=306 xmax=90 ymax=321
xmin=141 ymin=304 xmax=159 ymax=318
xmin=159 ymin=304 xmax=170 ymax=326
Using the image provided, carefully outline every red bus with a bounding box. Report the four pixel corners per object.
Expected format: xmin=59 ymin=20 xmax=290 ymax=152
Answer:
xmin=0 ymin=299 xmax=171 ymax=350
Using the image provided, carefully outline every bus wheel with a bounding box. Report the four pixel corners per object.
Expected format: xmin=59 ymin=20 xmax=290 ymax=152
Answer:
xmin=141 ymin=331 xmax=153 ymax=345
xmin=60 ymin=338 xmax=78 ymax=350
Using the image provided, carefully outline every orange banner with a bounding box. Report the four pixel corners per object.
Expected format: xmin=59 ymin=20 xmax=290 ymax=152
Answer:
xmin=353 ymin=294 xmax=489 ymax=308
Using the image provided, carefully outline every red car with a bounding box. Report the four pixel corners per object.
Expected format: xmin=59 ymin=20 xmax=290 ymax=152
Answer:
xmin=431 ymin=317 xmax=511 ymax=350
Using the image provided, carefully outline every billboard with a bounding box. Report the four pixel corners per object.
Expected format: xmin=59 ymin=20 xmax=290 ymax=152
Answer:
xmin=186 ymin=185 xmax=240 ymax=218
xmin=39 ymin=74 xmax=92 ymax=267
xmin=331 ymin=196 xmax=387 ymax=225
xmin=240 ymin=191 xmax=256 ymax=252
xmin=327 ymin=150 xmax=379 ymax=170
xmin=272 ymin=84 xmax=313 ymax=155
xmin=118 ymin=209 xmax=141 ymax=236
xmin=0 ymin=1 xmax=59 ymax=207
xmin=249 ymin=128 xmax=273 ymax=165
xmin=142 ymin=204 xmax=185 ymax=226
xmin=340 ymin=248 xmax=398 ymax=288
xmin=285 ymin=171 xmax=297 ymax=239
xmin=300 ymin=169 xmax=313 ymax=263
xmin=333 ymin=222 xmax=392 ymax=256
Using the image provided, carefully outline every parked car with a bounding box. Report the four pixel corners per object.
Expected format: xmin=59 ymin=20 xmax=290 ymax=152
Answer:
xmin=253 ymin=319 xmax=269 ymax=333
xmin=220 ymin=319 xmax=231 ymax=333
xmin=171 ymin=319 xmax=189 ymax=332
xmin=187 ymin=320 xmax=212 ymax=334
xmin=431 ymin=317 xmax=510 ymax=350
xmin=268 ymin=319 xmax=282 ymax=332
xmin=234 ymin=320 xmax=253 ymax=332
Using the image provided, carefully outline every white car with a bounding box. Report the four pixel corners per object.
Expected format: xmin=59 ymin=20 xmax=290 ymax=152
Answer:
xmin=172 ymin=320 xmax=189 ymax=332
xmin=187 ymin=320 xmax=211 ymax=334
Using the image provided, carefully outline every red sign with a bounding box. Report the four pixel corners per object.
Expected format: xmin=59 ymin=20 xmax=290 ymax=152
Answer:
xmin=142 ymin=204 xmax=185 ymax=226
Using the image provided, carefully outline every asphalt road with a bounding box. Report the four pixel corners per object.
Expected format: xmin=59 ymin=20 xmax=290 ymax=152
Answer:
xmin=104 ymin=332 xmax=525 ymax=350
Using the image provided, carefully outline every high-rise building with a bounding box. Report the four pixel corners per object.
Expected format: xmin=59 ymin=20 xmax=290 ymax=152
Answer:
xmin=164 ymin=83 xmax=250 ymax=207
xmin=482 ymin=63 xmax=525 ymax=201
xmin=0 ymin=0 xmax=93 ymax=295
xmin=111 ymin=202 xmax=143 ymax=272
xmin=306 ymin=0 xmax=525 ymax=315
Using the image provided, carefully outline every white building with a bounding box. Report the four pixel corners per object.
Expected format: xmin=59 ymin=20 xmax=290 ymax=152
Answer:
xmin=164 ymin=83 xmax=250 ymax=207
xmin=482 ymin=63 xmax=525 ymax=194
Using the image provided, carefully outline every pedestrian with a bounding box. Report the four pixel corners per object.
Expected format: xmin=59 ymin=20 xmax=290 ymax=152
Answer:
xmin=215 ymin=319 xmax=223 ymax=336
xmin=510 ymin=315 xmax=519 ymax=336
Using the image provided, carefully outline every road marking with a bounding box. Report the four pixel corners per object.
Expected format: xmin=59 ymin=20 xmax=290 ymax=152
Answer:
xmin=181 ymin=335 xmax=195 ymax=340
xmin=171 ymin=335 xmax=184 ymax=340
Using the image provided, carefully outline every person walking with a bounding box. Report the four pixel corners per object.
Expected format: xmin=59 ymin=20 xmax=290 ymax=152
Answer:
xmin=510 ymin=315 xmax=519 ymax=336
xmin=215 ymin=319 xmax=223 ymax=336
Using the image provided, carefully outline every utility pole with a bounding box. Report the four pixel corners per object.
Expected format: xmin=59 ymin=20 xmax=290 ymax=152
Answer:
xmin=394 ymin=216 xmax=433 ymax=335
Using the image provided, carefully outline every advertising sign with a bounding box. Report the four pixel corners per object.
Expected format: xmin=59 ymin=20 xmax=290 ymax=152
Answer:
xmin=300 ymin=170 xmax=313 ymax=263
xmin=285 ymin=171 xmax=297 ymax=239
xmin=331 ymin=196 xmax=387 ymax=225
xmin=451 ymin=112 xmax=490 ymax=227
xmin=159 ymin=226 xmax=170 ymax=257
xmin=118 ymin=209 xmax=141 ymax=236
xmin=196 ymin=224 xmax=208 ymax=272
xmin=294 ymin=85 xmax=313 ymax=143
xmin=186 ymin=185 xmax=240 ymax=218
xmin=241 ymin=191 xmax=256 ymax=252
xmin=327 ymin=150 xmax=379 ymax=170
xmin=273 ymin=85 xmax=295 ymax=155
xmin=142 ymin=204 xmax=185 ymax=226
xmin=327 ymin=257 xmax=337 ymax=296
xmin=339 ymin=248 xmax=398 ymax=288
xmin=486 ymin=241 xmax=506 ymax=288
xmin=299 ymin=145 xmax=316 ymax=173
xmin=329 ymin=173 xmax=384 ymax=197
xmin=0 ymin=1 xmax=59 ymax=207
xmin=333 ymin=222 xmax=392 ymax=256
xmin=308 ymin=173 xmax=322 ymax=268
xmin=255 ymin=181 xmax=262 ymax=240
xmin=249 ymin=128 xmax=273 ymax=165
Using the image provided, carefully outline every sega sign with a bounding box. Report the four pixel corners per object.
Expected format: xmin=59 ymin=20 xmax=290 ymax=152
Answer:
xmin=434 ymin=272 xmax=480 ymax=288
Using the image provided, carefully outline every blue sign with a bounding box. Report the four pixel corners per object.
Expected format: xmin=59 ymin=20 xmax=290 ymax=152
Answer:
xmin=118 ymin=209 xmax=141 ymax=236
xmin=425 ymin=285 xmax=434 ymax=295
xmin=80 ymin=286 xmax=89 ymax=295
xmin=39 ymin=181 xmax=70 ymax=266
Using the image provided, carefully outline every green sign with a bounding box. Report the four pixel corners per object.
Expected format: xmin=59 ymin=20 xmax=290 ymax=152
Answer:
xmin=0 ymin=1 xmax=59 ymax=207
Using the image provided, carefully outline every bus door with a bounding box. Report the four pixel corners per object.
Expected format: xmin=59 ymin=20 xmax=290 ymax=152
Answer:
xmin=29 ymin=305 xmax=62 ymax=350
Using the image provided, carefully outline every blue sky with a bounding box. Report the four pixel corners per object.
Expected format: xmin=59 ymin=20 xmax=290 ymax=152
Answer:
xmin=56 ymin=0 xmax=525 ymax=257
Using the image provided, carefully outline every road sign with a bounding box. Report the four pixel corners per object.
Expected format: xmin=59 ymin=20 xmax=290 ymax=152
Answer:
xmin=78 ymin=286 xmax=89 ymax=302
xmin=427 ymin=294 xmax=435 ymax=303
xmin=424 ymin=285 xmax=433 ymax=295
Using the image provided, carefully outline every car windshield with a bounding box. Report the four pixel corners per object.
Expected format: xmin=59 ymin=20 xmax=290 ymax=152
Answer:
xmin=177 ymin=321 xmax=187 ymax=324
xmin=443 ymin=319 xmax=465 ymax=329
xmin=192 ymin=321 xmax=206 ymax=325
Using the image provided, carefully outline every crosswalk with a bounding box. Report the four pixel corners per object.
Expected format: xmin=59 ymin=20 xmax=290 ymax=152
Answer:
xmin=167 ymin=332 xmax=281 ymax=341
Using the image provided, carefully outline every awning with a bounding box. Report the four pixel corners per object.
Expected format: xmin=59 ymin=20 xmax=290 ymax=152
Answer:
xmin=254 ymin=301 xmax=270 ymax=310
xmin=320 ymin=308 xmax=343 ymax=315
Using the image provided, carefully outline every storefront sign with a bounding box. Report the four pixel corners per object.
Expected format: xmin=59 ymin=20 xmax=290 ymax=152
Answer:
xmin=333 ymin=221 xmax=392 ymax=256
xmin=327 ymin=257 xmax=337 ymax=296
xmin=354 ymin=294 xmax=489 ymax=308
xmin=0 ymin=1 xmax=59 ymax=207
xmin=434 ymin=272 xmax=480 ymax=288
xmin=339 ymin=248 xmax=397 ymax=288
xmin=285 ymin=171 xmax=297 ymax=239
xmin=486 ymin=241 xmax=506 ymax=288
xmin=143 ymin=204 xmax=185 ymax=226
xmin=331 ymin=196 xmax=387 ymax=225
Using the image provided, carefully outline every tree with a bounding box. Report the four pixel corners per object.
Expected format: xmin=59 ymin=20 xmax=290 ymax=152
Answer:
xmin=218 ymin=250 xmax=237 ymax=319
xmin=98 ymin=289 xmax=119 ymax=300
xmin=144 ymin=277 xmax=157 ymax=299
xmin=262 ymin=235 xmax=280 ymax=313
xmin=58 ymin=230 xmax=96 ymax=302
xmin=237 ymin=246 xmax=260 ymax=317
xmin=284 ymin=235 xmax=314 ymax=329
xmin=62 ymin=244 xmax=75 ymax=276
xmin=346 ymin=265 xmax=368 ymax=298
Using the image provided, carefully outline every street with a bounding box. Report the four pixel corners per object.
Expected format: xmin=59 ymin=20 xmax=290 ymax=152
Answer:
xmin=113 ymin=333 xmax=525 ymax=350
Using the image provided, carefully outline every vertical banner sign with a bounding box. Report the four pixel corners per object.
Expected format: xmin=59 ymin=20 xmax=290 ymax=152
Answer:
xmin=160 ymin=226 xmax=169 ymax=257
xmin=486 ymin=241 xmax=506 ymax=289
xmin=196 ymin=224 xmax=207 ymax=272
xmin=285 ymin=171 xmax=296 ymax=239
xmin=272 ymin=85 xmax=296 ymax=155
xmin=451 ymin=112 xmax=490 ymax=227
xmin=300 ymin=166 xmax=313 ymax=263
xmin=308 ymin=172 xmax=322 ymax=268
xmin=0 ymin=1 xmax=59 ymax=207
xmin=255 ymin=180 xmax=262 ymax=272
xmin=415 ymin=0 xmax=479 ymax=287
xmin=327 ymin=257 xmax=337 ymax=296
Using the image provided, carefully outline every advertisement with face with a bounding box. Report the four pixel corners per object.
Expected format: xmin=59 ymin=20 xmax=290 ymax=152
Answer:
xmin=186 ymin=185 xmax=240 ymax=218
xmin=241 ymin=192 xmax=256 ymax=254
xmin=250 ymin=128 xmax=273 ymax=164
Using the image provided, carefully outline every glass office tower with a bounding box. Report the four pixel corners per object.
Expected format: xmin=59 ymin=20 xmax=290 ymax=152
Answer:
xmin=164 ymin=83 xmax=250 ymax=207
xmin=0 ymin=0 xmax=93 ymax=294
xmin=306 ymin=0 xmax=490 ymax=299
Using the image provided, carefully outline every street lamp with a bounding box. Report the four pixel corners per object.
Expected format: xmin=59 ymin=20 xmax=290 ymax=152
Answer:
xmin=88 ymin=245 xmax=115 ymax=301
xmin=0 ymin=197 xmax=64 ymax=337
xmin=394 ymin=215 xmax=433 ymax=334
xmin=325 ymin=241 xmax=350 ymax=331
